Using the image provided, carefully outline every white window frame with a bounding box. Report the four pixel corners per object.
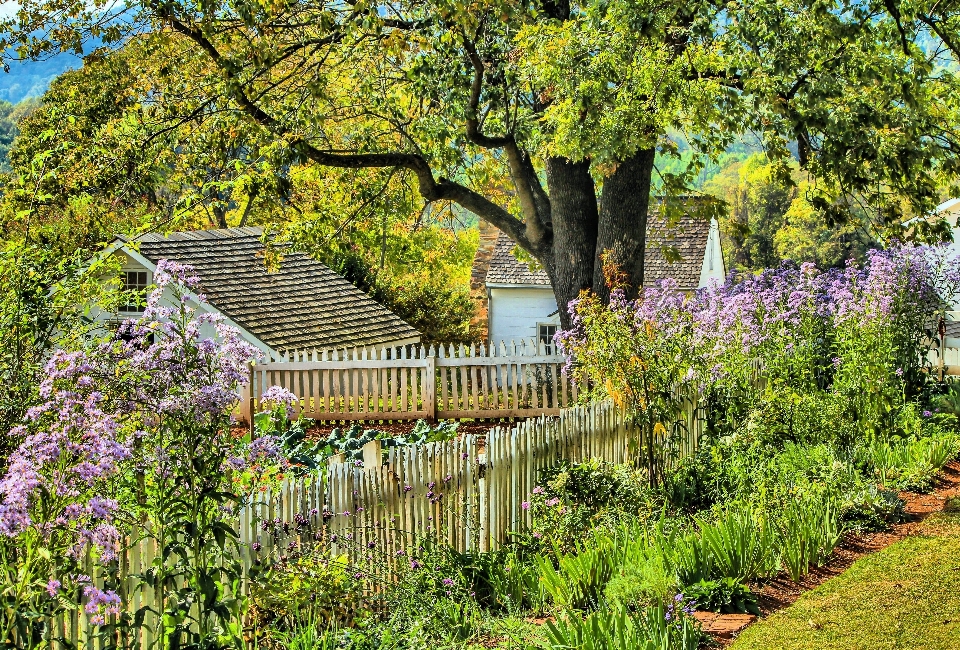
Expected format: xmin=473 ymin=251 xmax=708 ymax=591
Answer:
xmin=537 ymin=323 xmax=558 ymax=352
xmin=119 ymin=268 xmax=151 ymax=314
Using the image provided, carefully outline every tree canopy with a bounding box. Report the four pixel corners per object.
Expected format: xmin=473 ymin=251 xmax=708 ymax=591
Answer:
xmin=3 ymin=0 xmax=960 ymax=324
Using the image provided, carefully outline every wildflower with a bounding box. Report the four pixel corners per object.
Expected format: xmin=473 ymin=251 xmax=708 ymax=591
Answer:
xmin=521 ymin=501 xmax=531 ymax=510
xmin=442 ymin=578 xmax=454 ymax=586
xmin=46 ymin=579 xmax=61 ymax=597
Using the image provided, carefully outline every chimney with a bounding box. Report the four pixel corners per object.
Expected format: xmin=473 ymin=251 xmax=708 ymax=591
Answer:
xmin=470 ymin=220 xmax=500 ymax=340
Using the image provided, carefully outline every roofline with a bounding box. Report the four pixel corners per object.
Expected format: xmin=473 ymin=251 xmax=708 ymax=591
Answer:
xmin=112 ymin=241 xmax=279 ymax=357
xmin=486 ymin=282 xmax=553 ymax=289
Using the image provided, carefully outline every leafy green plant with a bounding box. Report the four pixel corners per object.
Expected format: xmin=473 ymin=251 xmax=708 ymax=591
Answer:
xmin=541 ymin=605 xmax=702 ymax=650
xmin=537 ymin=535 xmax=619 ymax=610
xmin=249 ymin=550 xmax=361 ymax=634
xmin=604 ymin=551 xmax=675 ymax=610
xmin=696 ymin=504 xmax=779 ymax=582
xmin=841 ymin=485 xmax=906 ymax=531
xmin=681 ymin=577 xmax=760 ymax=615
xmin=777 ymin=494 xmax=843 ymax=581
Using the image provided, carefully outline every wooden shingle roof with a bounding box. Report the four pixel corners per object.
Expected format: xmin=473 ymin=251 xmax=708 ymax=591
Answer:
xmin=485 ymin=214 xmax=711 ymax=290
xmin=132 ymin=228 xmax=420 ymax=351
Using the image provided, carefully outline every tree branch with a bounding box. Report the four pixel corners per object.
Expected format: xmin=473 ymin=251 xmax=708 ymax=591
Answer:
xmin=157 ymin=8 xmax=530 ymax=251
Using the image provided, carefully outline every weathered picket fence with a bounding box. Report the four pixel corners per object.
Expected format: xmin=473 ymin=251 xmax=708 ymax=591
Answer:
xmin=240 ymin=340 xmax=580 ymax=424
xmin=46 ymin=398 xmax=704 ymax=649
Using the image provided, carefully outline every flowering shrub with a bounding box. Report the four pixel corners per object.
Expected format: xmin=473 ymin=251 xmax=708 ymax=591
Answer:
xmin=558 ymin=245 xmax=960 ymax=464
xmin=0 ymin=259 xmax=290 ymax=648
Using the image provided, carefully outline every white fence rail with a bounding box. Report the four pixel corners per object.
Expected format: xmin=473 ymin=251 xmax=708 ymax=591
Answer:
xmin=241 ymin=340 xmax=582 ymax=423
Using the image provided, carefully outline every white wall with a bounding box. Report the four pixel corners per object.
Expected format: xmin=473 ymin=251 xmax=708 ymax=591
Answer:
xmin=488 ymin=286 xmax=561 ymax=346
xmin=698 ymin=217 xmax=726 ymax=287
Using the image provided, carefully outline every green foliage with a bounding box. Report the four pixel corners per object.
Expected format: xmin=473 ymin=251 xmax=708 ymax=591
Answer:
xmin=862 ymin=433 xmax=960 ymax=493
xmin=695 ymin=505 xmax=779 ymax=584
xmin=0 ymin=242 xmax=116 ymax=460
xmin=603 ymin=551 xmax=675 ymax=611
xmin=777 ymin=494 xmax=844 ymax=582
xmin=249 ymin=551 xmax=362 ymax=633
xmin=540 ymin=605 xmax=702 ymax=650
xmin=705 ymin=153 xmax=875 ymax=272
xmin=681 ymin=578 xmax=760 ymax=616
xmin=537 ymin=536 xmax=619 ymax=610
xmin=530 ymin=459 xmax=658 ymax=552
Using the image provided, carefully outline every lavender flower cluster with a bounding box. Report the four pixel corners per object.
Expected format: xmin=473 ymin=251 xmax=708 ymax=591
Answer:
xmin=558 ymin=244 xmax=960 ymax=388
xmin=0 ymin=259 xmax=270 ymax=625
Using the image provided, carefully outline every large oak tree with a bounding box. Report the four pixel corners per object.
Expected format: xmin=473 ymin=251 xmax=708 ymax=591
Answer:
xmin=4 ymin=0 xmax=960 ymax=326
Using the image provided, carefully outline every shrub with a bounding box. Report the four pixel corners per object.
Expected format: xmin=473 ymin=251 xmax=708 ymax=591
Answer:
xmin=249 ymin=550 xmax=362 ymax=633
xmin=530 ymin=459 xmax=658 ymax=552
xmin=604 ymin=551 xmax=675 ymax=610
xmin=840 ymin=485 xmax=906 ymax=531
xmin=681 ymin=577 xmax=760 ymax=615
xmin=777 ymin=493 xmax=843 ymax=581
xmin=541 ymin=604 xmax=702 ymax=650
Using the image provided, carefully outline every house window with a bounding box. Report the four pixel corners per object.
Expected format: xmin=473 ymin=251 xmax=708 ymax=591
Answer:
xmin=538 ymin=323 xmax=558 ymax=351
xmin=120 ymin=270 xmax=150 ymax=313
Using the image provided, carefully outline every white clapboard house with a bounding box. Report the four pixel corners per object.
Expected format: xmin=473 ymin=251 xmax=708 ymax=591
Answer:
xmin=472 ymin=214 xmax=725 ymax=347
xmin=97 ymin=227 xmax=421 ymax=357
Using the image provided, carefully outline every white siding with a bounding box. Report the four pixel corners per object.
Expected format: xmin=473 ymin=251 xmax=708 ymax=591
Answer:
xmin=698 ymin=217 xmax=726 ymax=287
xmin=488 ymin=286 xmax=560 ymax=345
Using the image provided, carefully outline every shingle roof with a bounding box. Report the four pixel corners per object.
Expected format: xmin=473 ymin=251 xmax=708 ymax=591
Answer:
xmin=130 ymin=227 xmax=421 ymax=352
xmin=484 ymin=214 xmax=712 ymax=290
xmin=486 ymin=232 xmax=552 ymax=286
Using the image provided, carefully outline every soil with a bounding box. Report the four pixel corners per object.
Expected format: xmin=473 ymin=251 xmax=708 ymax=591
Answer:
xmin=704 ymin=459 xmax=960 ymax=646
xmin=301 ymin=419 xmax=507 ymax=439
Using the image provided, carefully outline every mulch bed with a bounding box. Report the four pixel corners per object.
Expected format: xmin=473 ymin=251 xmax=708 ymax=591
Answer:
xmin=704 ymin=459 xmax=960 ymax=646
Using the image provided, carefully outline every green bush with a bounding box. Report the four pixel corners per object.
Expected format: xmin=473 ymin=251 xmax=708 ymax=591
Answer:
xmin=531 ymin=459 xmax=658 ymax=552
xmin=604 ymin=547 xmax=676 ymax=610
xmin=540 ymin=605 xmax=702 ymax=650
xmin=681 ymin=577 xmax=760 ymax=615
xmin=840 ymin=485 xmax=906 ymax=531
xmin=776 ymin=493 xmax=843 ymax=581
xmin=249 ymin=550 xmax=363 ymax=634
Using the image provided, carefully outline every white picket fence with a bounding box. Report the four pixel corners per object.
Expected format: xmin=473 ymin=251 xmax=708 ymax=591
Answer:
xmin=45 ymin=398 xmax=703 ymax=649
xmin=241 ymin=340 xmax=581 ymax=423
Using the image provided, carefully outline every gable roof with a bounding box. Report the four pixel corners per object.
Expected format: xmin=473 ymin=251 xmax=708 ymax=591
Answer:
xmin=484 ymin=213 xmax=713 ymax=290
xmin=125 ymin=227 xmax=420 ymax=352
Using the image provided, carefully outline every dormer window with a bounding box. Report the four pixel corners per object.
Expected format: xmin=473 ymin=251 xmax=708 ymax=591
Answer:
xmin=120 ymin=270 xmax=150 ymax=313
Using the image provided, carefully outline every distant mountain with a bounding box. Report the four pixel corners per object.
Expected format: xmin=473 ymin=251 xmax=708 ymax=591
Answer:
xmin=0 ymin=52 xmax=81 ymax=103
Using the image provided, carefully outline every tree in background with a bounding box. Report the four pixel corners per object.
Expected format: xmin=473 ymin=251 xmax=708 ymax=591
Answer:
xmin=0 ymin=40 xmax=482 ymax=344
xmin=4 ymin=1 xmax=960 ymax=327
xmin=706 ymin=154 xmax=875 ymax=271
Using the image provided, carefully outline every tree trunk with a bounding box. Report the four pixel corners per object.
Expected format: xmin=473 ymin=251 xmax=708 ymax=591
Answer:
xmin=593 ymin=149 xmax=655 ymax=301
xmin=544 ymin=157 xmax=599 ymax=328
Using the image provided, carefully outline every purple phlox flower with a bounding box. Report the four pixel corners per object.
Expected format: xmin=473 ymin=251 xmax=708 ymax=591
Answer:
xmin=260 ymin=386 xmax=299 ymax=419
xmin=442 ymin=578 xmax=454 ymax=586
xmin=521 ymin=501 xmax=531 ymax=510
xmin=46 ymin=579 xmax=61 ymax=597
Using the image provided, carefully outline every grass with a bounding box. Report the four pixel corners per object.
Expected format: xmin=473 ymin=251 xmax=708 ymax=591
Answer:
xmin=731 ymin=506 xmax=960 ymax=650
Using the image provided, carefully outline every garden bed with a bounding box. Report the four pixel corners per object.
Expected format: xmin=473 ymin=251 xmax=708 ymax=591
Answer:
xmin=704 ymin=459 xmax=960 ymax=645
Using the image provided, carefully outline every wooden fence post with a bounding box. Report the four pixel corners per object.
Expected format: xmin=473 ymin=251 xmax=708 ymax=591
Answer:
xmin=361 ymin=439 xmax=382 ymax=468
xmin=425 ymin=355 xmax=437 ymax=420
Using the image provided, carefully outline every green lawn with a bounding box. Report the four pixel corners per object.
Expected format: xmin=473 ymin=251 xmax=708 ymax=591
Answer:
xmin=732 ymin=507 xmax=960 ymax=650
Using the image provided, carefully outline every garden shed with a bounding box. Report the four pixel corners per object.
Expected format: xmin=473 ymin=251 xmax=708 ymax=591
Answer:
xmin=98 ymin=227 xmax=421 ymax=356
